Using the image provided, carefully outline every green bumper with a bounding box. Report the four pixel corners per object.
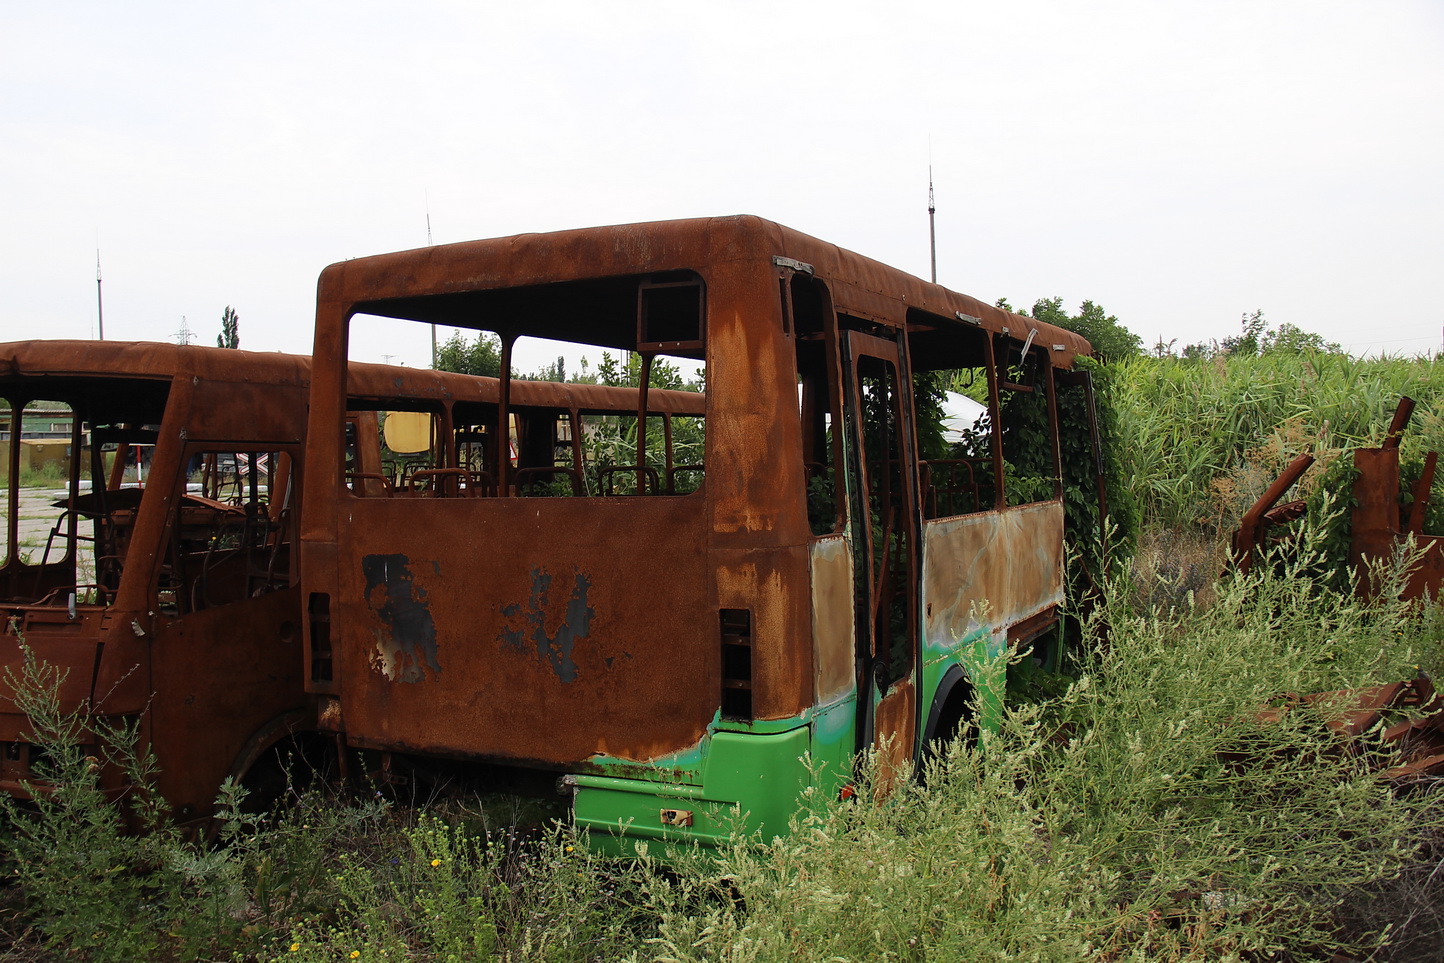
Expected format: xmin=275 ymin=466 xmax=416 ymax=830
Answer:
xmin=570 ymin=727 xmax=812 ymax=853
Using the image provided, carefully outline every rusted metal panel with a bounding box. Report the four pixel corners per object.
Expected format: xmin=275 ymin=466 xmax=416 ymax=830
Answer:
xmin=1246 ymin=675 xmax=1444 ymax=787
xmin=705 ymin=257 xmax=810 ymax=541
xmin=921 ymin=501 xmax=1065 ymax=646
xmin=810 ymin=535 xmax=856 ymax=706
xmin=332 ymin=495 xmax=716 ymax=766
xmin=1351 ymin=446 xmax=1444 ymax=600
xmin=145 ymin=587 xmax=307 ymax=819
xmin=872 ymin=677 xmax=916 ymax=794
xmin=186 ymin=378 xmax=308 ymax=444
xmin=714 ymin=544 xmax=814 ymax=722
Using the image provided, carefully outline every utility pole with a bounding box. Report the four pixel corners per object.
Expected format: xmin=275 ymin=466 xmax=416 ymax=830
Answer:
xmin=95 ymin=250 xmax=105 ymax=340
xmin=928 ymin=168 xmax=937 ymax=284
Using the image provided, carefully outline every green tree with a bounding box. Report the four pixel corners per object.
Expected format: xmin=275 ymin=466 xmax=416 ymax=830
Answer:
xmin=518 ymin=356 xmax=567 ymax=382
xmin=1199 ymin=311 xmax=1342 ymax=359
xmin=589 ymin=351 xmax=697 ymax=391
xmin=1262 ymin=321 xmax=1341 ymax=355
xmin=434 ymin=330 xmax=502 ymax=377
xmin=1027 ymin=297 xmax=1142 ymax=362
xmin=216 ymin=306 xmax=240 ymax=349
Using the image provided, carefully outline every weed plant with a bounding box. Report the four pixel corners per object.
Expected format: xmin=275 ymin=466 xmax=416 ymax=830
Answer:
xmin=0 ymin=646 xmax=252 ymax=961
xmin=274 ymin=816 xmax=681 ymax=962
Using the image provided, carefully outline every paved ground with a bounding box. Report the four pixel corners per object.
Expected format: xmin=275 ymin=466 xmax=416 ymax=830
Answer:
xmin=3 ymin=486 xmax=93 ymax=570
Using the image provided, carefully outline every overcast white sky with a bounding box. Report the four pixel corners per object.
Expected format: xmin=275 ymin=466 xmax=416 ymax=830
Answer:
xmin=3 ymin=0 xmax=1441 ymax=369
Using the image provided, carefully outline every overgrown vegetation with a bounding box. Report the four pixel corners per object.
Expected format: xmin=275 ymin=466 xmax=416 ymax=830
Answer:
xmin=1110 ymin=351 xmax=1444 ymax=553
xmin=654 ymin=556 xmax=1444 ymax=961
xmin=5 ymin=529 xmax=1443 ymax=960
xmin=6 ymin=335 xmax=1444 ymax=960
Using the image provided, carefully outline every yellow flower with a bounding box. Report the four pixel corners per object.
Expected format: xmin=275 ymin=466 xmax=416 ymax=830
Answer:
xmin=349 ymin=953 xmax=361 ymax=960
xmin=430 ymin=858 xmax=442 ymax=867
xmin=565 ymin=845 xmax=575 ymax=853
xmin=289 ymin=943 xmax=300 ymax=953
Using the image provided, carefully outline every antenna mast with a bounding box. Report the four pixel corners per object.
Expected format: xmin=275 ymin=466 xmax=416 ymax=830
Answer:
xmin=95 ymin=250 xmax=105 ymax=340
xmin=928 ymin=167 xmax=937 ymax=284
xmin=427 ymin=193 xmax=437 ymax=367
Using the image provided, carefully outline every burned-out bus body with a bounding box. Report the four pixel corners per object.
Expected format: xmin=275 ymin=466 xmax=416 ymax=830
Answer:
xmin=302 ymin=216 xmax=1100 ymax=848
xmin=0 ymin=341 xmax=314 ymax=822
xmin=0 ymin=342 xmax=616 ymax=821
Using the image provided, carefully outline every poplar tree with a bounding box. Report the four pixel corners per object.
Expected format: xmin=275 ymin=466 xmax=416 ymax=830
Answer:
xmin=217 ymin=306 xmax=240 ymax=349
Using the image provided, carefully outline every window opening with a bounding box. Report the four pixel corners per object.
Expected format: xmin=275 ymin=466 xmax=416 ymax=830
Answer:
xmin=791 ymin=276 xmax=845 ymax=536
xmin=159 ymin=447 xmax=295 ymax=615
xmin=852 ymin=351 xmax=915 ymax=683
xmin=905 ymin=314 xmax=1000 ymax=519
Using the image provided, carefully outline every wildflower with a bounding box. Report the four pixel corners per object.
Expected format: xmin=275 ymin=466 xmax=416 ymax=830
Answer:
xmin=430 ymin=858 xmax=441 ymax=867
xmin=350 ymin=953 xmax=361 ymax=960
xmin=289 ymin=943 xmax=300 ymax=952
xmin=565 ymin=845 xmax=575 ymax=853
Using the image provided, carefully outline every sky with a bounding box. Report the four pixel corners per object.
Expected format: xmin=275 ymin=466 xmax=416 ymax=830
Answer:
xmin=2 ymin=0 xmax=1441 ymax=370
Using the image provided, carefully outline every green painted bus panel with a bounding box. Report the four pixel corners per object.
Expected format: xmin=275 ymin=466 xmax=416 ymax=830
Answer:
xmin=917 ymin=623 xmax=1008 ymax=737
xmin=574 ymin=726 xmax=811 ymax=853
xmin=808 ymin=697 xmax=856 ymax=797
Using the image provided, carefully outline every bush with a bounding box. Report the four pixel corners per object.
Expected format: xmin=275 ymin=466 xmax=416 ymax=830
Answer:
xmin=0 ymin=645 xmax=250 ymax=960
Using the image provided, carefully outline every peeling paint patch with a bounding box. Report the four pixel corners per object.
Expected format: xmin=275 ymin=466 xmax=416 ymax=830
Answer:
xmin=362 ymin=553 xmax=441 ymax=683
xmin=499 ymin=566 xmax=594 ymax=683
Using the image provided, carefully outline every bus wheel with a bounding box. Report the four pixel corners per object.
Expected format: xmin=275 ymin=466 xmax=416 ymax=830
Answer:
xmin=921 ymin=666 xmax=975 ymax=777
xmin=228 ymin=710 xmax=331 ymax=815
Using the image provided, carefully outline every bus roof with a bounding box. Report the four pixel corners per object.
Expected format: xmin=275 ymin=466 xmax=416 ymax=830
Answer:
xmin=0 ymin=341 xmax=703 ymax=416
xmin=0 ymin=340 xmax=311 ymax=389
xmin=318 ymin=215 xmax=1093 ymax=368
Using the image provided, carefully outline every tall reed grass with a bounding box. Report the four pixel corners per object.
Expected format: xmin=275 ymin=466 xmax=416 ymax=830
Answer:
xmin=1111 ymin=352 xmax=1444 ymax=537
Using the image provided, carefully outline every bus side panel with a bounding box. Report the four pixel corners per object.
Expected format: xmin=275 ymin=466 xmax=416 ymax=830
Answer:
xmin=810 ymin=534 xmax=856 ymax=707
xmin=920 ymin=502 xmax=1065 ymax=706
xmin=331 ymin=496 xmax=714 ymax=768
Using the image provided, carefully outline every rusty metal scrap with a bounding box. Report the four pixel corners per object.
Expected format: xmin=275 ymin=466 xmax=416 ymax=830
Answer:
xmin=1250 ymin=674 xmax=1444 ymax=786
xmin=1230 ymin=397 xmax=1444 ymax=601
xmin=1351 ymin=398 xmax=1444 ymax=600
xmin=1230 ymin=450 xmax=1314 ymax=574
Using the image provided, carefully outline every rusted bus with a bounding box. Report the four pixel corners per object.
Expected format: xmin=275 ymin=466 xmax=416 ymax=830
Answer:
xmin=302 ymin=215 xmax=1101 ymax=848
xmin=0 ymin=341 xmax=315 ymax=822
xmin=0 ymin=342 xmax=498 ymax=824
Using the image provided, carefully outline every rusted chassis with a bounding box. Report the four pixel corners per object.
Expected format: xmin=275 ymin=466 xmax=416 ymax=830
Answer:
xmin=301 ymin=215 xmax=1095 ymax=800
